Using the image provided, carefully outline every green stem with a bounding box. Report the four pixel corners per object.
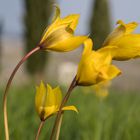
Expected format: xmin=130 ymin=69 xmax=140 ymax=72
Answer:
xmin=35 ymin=121 xmax=45 ymax=140
xmin=55 ymin=114 xmax=63 ymax=140
xmin=50 ymin=76 xmax=77 ymax=140
xmin=3 ymin=46 xmax=40 ymax=140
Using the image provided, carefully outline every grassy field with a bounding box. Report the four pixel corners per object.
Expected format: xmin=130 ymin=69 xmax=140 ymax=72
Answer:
xmin=0 ymin=85 xmax=140 ymax=140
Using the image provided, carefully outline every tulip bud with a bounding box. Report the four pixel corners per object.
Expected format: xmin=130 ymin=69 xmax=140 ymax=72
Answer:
xmin=35 ymin=81 xmax=78 ymax=121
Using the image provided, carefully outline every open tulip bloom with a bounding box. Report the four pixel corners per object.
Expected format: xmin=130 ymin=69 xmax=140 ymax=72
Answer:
xmin=39 ymin=6 xmax=88 ymax=52
xmin=98 ymin=20 xmax=140 ymax=60
xmin=76 ymin=39 xmax=121 ymax=86
xmin=35 ymin=81 xmax=78 ymax=121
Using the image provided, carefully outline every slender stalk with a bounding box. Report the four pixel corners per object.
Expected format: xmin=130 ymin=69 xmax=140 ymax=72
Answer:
xmin=50 ymin=76 xmax=77 ymax=140
xmin=35 ymin=121 xmax=45 ymax=140
xmin=3 ymin=46 xmax=40 ymax=140
xmin=55 ymin=114 xmax=63 ymax=140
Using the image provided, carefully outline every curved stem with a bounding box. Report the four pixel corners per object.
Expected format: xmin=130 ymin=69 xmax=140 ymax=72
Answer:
xmin=50 ymin=76 xmax=77 ymax=140
xmin=3 ymin=46 xmax=40 ymax=140
xmin=55 ymin=114 xmax=63 ymax=140
xmin=35 ymin=121 xmax=45 ymax=140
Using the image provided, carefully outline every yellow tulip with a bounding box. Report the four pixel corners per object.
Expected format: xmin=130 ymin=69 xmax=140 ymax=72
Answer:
xmin=39 ymin=6 xmax=88 ymax=52
xmin=35 ymin=81 xmax=78 ymax=121
xmin=76 ymin=38 xmax=121 ymax=86
xmin=98 ymin=20 xmax=140 ymax=60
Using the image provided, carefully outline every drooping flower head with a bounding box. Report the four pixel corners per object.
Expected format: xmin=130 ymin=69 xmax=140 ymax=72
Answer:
xmin=35 ymin=81 xmax=78 ymax=121
xmin=39 ymin=6 xmax=88 ymax=52
xmin=76 ymin=38 xmax=121 ymax=86
xmin=98 ymin=20 xmax=140 ymax=60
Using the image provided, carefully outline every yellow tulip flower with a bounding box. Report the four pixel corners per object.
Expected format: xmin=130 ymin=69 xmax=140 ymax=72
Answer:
xmin=98 ymin=20 xmax=140 ymax=60
xmin=35 ymin=81 xmax=78 ymax=121
xmin=76 ymin=39 xmax=121 ymax=86
xmin=39 ymin=6 xmax=88 ymax=52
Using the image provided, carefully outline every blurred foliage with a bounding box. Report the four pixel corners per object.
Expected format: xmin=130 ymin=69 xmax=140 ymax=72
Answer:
xmin=24 ymin=0 xmax=55 ymax=77
xmin=0 ymin=21 xmax=3 ymax=72
xmin=90 ymin=0 xmax=111 ymax=50
xmin=0 ymin=86 xmax=140 ymax=140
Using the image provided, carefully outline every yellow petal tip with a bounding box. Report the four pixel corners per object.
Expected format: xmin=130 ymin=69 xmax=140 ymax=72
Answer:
xmin=62 ymin=106 xmax=79 ymax=113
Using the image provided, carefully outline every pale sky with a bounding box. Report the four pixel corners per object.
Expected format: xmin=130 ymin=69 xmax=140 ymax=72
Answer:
xmin=0 ymin=0 xmax=140 ymax=37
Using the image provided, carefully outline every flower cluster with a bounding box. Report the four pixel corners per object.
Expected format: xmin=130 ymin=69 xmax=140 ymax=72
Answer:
xmin=3 ymin=5 xmax=140 ymax=140
xmin=35 ymin=7 xmax=140 ymax=138
xmin=35 ymin=6 xmax=124 ymax=121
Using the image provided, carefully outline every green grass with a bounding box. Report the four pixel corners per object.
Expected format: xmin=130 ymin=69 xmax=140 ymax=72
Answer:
xmin=0 ymin=86 xmax=140 ymax=140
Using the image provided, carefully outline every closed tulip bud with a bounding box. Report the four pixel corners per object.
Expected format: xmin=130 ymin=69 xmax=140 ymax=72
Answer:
xmin=76 ymin=39 xmax=121 ymax=86
xmin=39 ymin=6 xmax=88 ymax=52
xmin=35 ymin=81 xmax=78 ymax=121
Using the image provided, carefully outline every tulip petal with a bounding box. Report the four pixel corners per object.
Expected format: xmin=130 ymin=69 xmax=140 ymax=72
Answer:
xmin=117 ymin=20 xmax=138 ymax=34
xmin=103 ymin=23 xmax=125 ymax=46
xmin=42 ymin=26 xmax=73 ymax=48
xmin=114 ymin=34 xmax=140 ymax=60
xmin=46 ymin=84 xmax=56 ymax=107
xmin=40 ymin=7 xmax=79 ymax=43
xmin=40 ymin=6 xmax=61 ymax=42
xmin=103 ymin=20 xmax=138 ymax=46
xmin=53 ymin=86 xmax=62 ymax=107
xmin=44 ymin=106 xmax=58 ymax=119
xmin=102 ymin=34 xmax=140 ymax=60
xmin=52 ymin=5 xmax=61 ymax=22
xmin=62 ymin=106 xmax=78 ymax=113
xmin=82 ymin=38 xmax=93 ymax=56
xmin=61 ymin=14 xmax=80 ymax=31
xmin=35 ymin=81 xmax=47 ymax=115
xmin=97 ymin=64 xmax=121 ymax=83
xmin=98 ymin=52 xmax=112 ymax=66
xmin=97 ymin=45 xmax=118 ymax=54
xmin=107 ymin=65 xmax=121 ymax=79
xmin=47 ymin=36 xmax=88 ymax=52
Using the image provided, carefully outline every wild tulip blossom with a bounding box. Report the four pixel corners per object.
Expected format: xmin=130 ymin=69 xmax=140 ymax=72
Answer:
xmin=35 ymin=81 xmax=78 ymax=121
xmin=76 ymin=38 xmax=121 ymax=86
xmin=39 ymin=6 xmax=88 ymax=52
xmin=98 ymin=20 xmax=140 ymax=60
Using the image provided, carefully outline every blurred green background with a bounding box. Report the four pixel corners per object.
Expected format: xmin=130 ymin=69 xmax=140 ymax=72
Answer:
xmin=0 ymin=86 xmax=140 ymax=140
